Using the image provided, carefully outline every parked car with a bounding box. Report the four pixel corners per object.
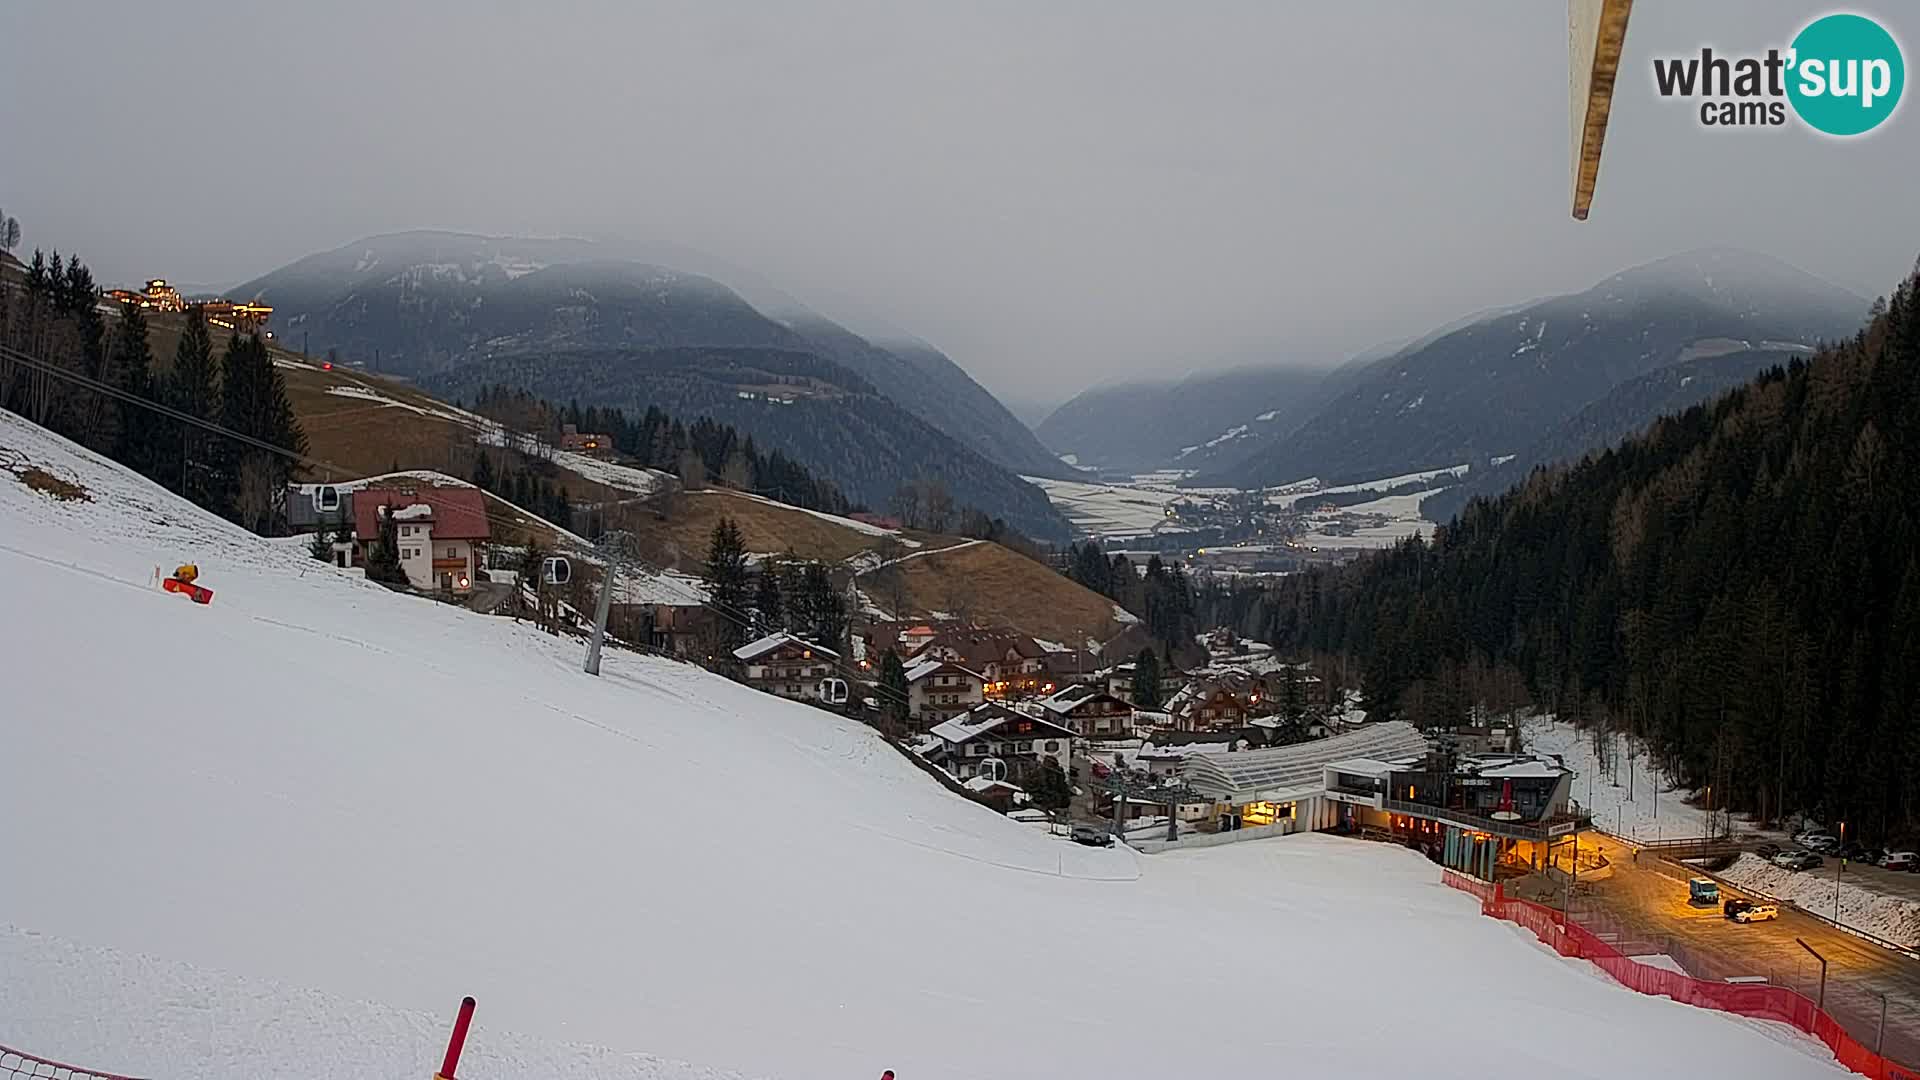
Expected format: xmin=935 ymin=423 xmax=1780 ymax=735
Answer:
xmin=1755 ymin=842 xmax=1780 ymax=859
xmin=1802 ymin=833 xmax=1840 ymax=852
xmin=1723 ymin=898 xmax=1754 ymax=920
xmin=1785 ymin=851 xmax=1824 ymax=871
xmin=1880 ymin=851 xmax=1919 ymax=872
xmin=1733 ymin=903 xmax=1780 ymax=923
xmin=1070 ymin=824 xmax=1115 ymax=847
xmin=1770 ymin=850 xmax=1800 ymax=869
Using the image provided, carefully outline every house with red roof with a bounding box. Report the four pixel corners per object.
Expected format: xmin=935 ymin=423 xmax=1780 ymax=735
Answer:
xmin=353 ymin=486 xmax=491 ymax=594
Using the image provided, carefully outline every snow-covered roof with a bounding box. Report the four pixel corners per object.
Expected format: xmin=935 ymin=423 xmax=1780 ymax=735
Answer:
xmin=1138 ymin=741 xmax=1237 ymax=761
xmin=905 ymin=657 xmax=980 ymax=683
xmin=929 ymin=704 xmax=1075 ymax=746
xmin=1474 ymin=759 xmax=1566 ymax=780
xmin=1034 ymin=684 xmax=1104 ymax=713
xmin=391 ymin=503 xmax=433 ymax=521
xmin=732 ymin=631 xmax=841 ymax=663
xmin=1183 ymin=721 xmax=1429 ymax=801
xmin=963 ymin=776 xmax=1026 ymax=795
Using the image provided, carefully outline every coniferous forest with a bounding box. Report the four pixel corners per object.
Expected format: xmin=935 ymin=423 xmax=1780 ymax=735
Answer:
xmin=1254 ymin=260 xmax=1920 ymax=840
xmin=0 ymin=250 xmax=307 ymax=532
xmin=466 ymin=383 xmax=850 ymax=516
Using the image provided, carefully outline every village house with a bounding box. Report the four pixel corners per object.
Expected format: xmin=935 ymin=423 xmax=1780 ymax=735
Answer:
xmin=353 ymin=486 xmax=490 ymax=594
xmin=605 ymin=571 xmax=715 ymax=660
xmin=911 ymin=629 xmax=1052 ymax=698
xmin=1163 ymin=678 xmax=1255 ymax=733
xmin=905 ymin=658 xmax=986 ymax=729
xmin=557 ymin=423 xmax=614 ymax=456
xmin=1029 ymin=684 xmax=1135 ymax=739
xmin=922 ymin=703 xmax=1075 ymax=784
xmin=732 ymin=632 xmax=841 ymax=702
xmin=1041 ymin=647 xmax=1103 ymax=687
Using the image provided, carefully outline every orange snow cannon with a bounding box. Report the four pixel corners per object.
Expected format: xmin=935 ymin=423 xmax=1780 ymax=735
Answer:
xmin=162 ymin=563 xmax=214 ymax=604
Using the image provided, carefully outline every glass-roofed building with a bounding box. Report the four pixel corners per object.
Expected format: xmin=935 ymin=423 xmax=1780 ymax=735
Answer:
xmin=1181 ymin=721 xmax=1431 ymax=834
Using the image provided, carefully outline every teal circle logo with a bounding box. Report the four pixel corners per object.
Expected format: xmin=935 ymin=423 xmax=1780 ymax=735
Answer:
xmin=1787 ymin=13 xmax=1904 ymax=136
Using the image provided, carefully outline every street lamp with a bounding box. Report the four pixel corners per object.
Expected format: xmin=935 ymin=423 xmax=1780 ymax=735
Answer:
xmin=1797 ymin=938 xmax=1828 ymax=1013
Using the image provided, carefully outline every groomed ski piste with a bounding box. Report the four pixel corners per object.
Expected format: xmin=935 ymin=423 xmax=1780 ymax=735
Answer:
xmin=0 ymin=410 xmax=1850 ymax=1079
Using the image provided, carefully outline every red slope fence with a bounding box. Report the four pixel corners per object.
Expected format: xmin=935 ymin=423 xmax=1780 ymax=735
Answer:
xmin=1441 ymin=869 xmax=1920 ymax=1080
xmin=1 ymin=1045 xmax=144 ymax=1080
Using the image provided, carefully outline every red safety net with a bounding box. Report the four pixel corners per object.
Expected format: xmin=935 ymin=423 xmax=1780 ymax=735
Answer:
xmin=1439 ymin=871 xmax=1920 ymax=1080
xmin=1 ymin=1045 xmax=145 ymax=1080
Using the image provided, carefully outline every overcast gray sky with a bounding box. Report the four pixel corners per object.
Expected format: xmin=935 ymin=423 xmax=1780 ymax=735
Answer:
xmin=2 ymin=1 xmax=1914 ymax=407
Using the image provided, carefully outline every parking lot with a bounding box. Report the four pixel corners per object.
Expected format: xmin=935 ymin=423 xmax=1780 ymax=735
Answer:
xmin=1568 ymin=834 xmax=1920 ymax=1066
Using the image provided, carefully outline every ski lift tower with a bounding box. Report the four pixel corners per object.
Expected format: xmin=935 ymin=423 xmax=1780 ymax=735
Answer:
xmin=1101 ymin=770 xmax=1209 ymax=843
xmin=583 ymin=529 xmax=646 ymax=677
xmin=1568 ymin=0 xmax=1634 ymax=219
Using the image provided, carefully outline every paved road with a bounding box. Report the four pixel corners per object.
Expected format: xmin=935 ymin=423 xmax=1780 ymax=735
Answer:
xmin=1565 ymin=834 xmax=1920 ymax=1065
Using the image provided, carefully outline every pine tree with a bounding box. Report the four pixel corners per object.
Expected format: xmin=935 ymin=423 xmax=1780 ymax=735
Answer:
xmin=753 ymin=562 xmax=785 ymax=636
xmin=310 ymin=527 xmax=334 ymax=562
xmin=364 ymin=508 xmax=409 ymax=586
xmin=1027 ymin=757 xmax=1073 ymax=812
xmin=1131 ymin=648 xmax=1163 ymax=710
xmin=801 ymin=562 xmax=846 ymax=647
xmin=217 ymin=332 xmax=306 ymax=533
xmin=472 ymin=451 xmax=495 ymax=491
xmin=702 ymin=516 xmax=751 ymax=652
xmin=167 ymin=307 xmax=220 ymax=507
xmin=879 ymin=649 xmax=911 ymax=732
xmin=107 ymin=301 xmax=162 ymax=480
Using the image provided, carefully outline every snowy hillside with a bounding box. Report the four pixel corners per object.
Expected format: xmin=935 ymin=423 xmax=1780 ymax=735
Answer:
xmin=0 ymin=410 xmax=1847 ymax=1079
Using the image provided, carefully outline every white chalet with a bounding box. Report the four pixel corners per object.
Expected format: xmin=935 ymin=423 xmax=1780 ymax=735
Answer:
xmin=925 ymin=703 xmax=1075 ymax=783
xmin=905 ymin=658 xmax=985 ymax=729
xmin=733 ymin=632 xmax=840 ymax=702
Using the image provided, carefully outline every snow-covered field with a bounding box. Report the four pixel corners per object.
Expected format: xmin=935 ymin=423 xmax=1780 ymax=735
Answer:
xmin=1021 ymin=475 xmax=1187 ymax=536
xmin=0 ymin=410 xmax=1848 ymax=1079
xmin=1523 ymin=715 xmax=1718 ymax=843
xmin=1296 ymin=490 xmax=1438 ymax=549
xmin=1718 ymin=855 xmax=1920 ymax=950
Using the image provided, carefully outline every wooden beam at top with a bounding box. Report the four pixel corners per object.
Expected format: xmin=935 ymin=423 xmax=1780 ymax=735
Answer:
xmin=1570 ymin=0 xmax=1635 ymax=220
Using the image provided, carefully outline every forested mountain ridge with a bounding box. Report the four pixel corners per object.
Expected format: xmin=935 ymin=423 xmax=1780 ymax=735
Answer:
xmin=1420 ymin=343 xmax=1812 ymax=522
xmin=427 ymin=346 xmax=1069 ymax=540
xmin=1256 ymin=260 xmax=1920 ymax=838
xmin=233 ymin=231 xmax=1061 ymax=474
xmin=1205 ymin=248 xmax=1867 ymax=489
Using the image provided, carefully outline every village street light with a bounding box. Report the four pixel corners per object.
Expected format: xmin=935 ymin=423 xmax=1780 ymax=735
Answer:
xmin=1797 ymin=938 xmax=1828 ymax=1013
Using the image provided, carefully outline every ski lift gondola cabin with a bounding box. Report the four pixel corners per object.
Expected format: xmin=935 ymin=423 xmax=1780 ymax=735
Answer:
xmin=543 ymin=556 xmax=572 ymax=586
xmin=817 ymin=677 xmax=850 ymax=706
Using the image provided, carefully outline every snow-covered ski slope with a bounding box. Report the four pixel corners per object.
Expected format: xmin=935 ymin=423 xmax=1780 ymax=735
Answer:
xmin=0 ymin=411 xmax=1845 ymax=1079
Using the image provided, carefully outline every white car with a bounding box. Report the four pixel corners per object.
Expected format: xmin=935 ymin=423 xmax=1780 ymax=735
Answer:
xmin=1734 ymin=904 xmax=1779 ymax=923
xmin=1802 ymin=833 xmax=1840 ymax=852
xmin=1879 ymin=851 xmax=1918 ymax=871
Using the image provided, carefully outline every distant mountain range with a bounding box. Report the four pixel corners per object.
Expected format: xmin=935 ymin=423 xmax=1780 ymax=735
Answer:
xmin=1035 ymin=366 xmax=1332 ymax=475
xmin=1206 ymin=248 xmax=1867 ymax=490
xmin=232 ymin=232 xmax=1070 ymax=539
xmin=1037 ymin=249 xmax=1868 ymax=509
